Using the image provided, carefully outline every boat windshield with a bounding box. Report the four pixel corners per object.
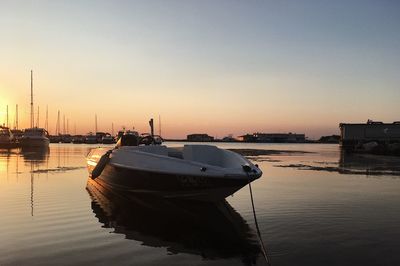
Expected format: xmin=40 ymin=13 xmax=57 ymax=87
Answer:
xmin=24 ymin=128 xmax=47 ymax=136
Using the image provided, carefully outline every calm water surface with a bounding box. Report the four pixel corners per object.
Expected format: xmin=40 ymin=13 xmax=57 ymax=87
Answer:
xmin=1 ymin=143 xmax=400 ymax=266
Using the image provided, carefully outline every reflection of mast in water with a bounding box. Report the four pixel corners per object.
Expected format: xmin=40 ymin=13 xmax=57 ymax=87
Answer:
xmin=55 ymin=145 xmax=67 ymax=169
xmin=20 ymin=147 xmax=50 ymax=217
xmin=16 ymin=152 xmax=19 ymax=182
xmin=57 ymin=146 xmax=61 ymax=168
xmin=30 ymin=162 xmax=34 ymax=216
xmin=46 ymin=147 xmax=49 ymax=180
xmin=6 ymin=150 xmax=10 ymax=182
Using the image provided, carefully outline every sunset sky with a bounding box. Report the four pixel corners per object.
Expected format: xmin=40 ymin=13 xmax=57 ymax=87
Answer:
xmin=1 ymin=1 xmax=399 ymax=139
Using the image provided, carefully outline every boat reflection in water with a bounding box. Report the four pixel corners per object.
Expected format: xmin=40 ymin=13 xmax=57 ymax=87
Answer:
xmin=339 ymin=151 xmax=400 ymax=176
xmin=21 ymin=146 xmax=50 ymax=163
xmin=86 ymin=178 xmax=261 ymax=264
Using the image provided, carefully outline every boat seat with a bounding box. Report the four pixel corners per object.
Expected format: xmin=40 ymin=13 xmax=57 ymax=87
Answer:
xmin=135 ymin=145 xmax=168 ymax=156
xmin=168 ymin=149 xmax=184 ymax=159
xmin=183 ymin=145 xmax=223 ymax=167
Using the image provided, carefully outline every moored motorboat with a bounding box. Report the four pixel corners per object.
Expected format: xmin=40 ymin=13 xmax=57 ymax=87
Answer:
xmin=101 ymin=134 xmax=115 ymax=144
xmin=49 ymin=135 xmax=61 ymax=143
xmin=20 ymin=127 xmax=50 ymax=148
xmin=72 ymin=135 xmax=85 ymax=144
xmin=60 ymin=134 xmax=72 ymax=143
xmin=87 ymin=134 xmax=262 ymax=202
xmin=10 ymin=129 xmax=23 ymax=142
xmin=85 ymin=133 xmax=97 ymax=144
xmin=0 ymin=126 xmax=18 ymax=148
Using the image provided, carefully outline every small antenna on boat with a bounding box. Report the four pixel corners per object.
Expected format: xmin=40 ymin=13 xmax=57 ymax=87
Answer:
xmin=149 ymin=118 xmax=154 ymax=137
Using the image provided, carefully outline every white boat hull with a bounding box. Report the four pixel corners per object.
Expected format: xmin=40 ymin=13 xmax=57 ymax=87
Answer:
xmin=87 ymin=145 xmax=262 ymax=202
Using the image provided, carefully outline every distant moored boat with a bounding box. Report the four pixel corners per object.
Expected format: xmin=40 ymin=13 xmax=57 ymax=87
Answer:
xmin=0 ymin=126 xmax=18 ymax=148
xmin=20 ymin=127 xmax=50 ymax=148
xmin=85 ymin=133 xmax=97 ymax=144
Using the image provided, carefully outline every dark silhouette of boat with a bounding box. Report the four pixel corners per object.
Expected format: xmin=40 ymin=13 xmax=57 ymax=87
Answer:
xmin=20 ymin=146 xmax=50 ymax=163
xmin=0 ymin=126 xmax=18 ymax=149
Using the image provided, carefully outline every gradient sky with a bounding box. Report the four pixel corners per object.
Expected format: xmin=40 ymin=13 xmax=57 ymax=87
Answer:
xmin=1 ymin=0 xmax=399 ymax=139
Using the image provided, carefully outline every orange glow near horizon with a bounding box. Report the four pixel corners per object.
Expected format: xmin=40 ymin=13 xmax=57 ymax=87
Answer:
xmin=0 ymin=76 xmax=398 ymax=140
xmin=1 ymin=73 xmax=399 ymax=140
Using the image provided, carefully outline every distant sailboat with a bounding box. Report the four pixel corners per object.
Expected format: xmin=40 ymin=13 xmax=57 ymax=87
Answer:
xmin=20 ymin=70 xmax=50 ymax=148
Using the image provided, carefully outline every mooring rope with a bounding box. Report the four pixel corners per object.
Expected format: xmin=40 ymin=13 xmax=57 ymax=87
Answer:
xmin=245 ymin=168 xmax=271 ymax=266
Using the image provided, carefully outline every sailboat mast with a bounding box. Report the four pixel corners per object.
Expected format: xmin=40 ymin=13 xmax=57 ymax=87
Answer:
xmin=158 ymin=114 xmax=161 ymax=136
xmin=45 ymin=105 xmax=48 ymax=132
xmin=6 ymin=105 xmax=8 ymax=128
xmin=58 ymin=111 xmax=61 ymax=135
xmin=36 ymin=106 xmax=39 ymax=128
xmin=30 ymin=70 xmax=34 ymax=128
xmin=16 ymin=104 xmax=18 ymax=130
xmin=56 ymin=110 xmax=60 ymax=135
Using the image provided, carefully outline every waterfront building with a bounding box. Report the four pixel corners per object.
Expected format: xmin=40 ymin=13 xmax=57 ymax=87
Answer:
xmin=187 ymin=134 xmax=214 ymax=142
xmin=339 ymin=120 xmax=400 ymax=150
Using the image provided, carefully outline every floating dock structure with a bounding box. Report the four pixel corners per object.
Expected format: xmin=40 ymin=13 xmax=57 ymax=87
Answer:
xmin=239 ymin=133 xmax=306 ymax=143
